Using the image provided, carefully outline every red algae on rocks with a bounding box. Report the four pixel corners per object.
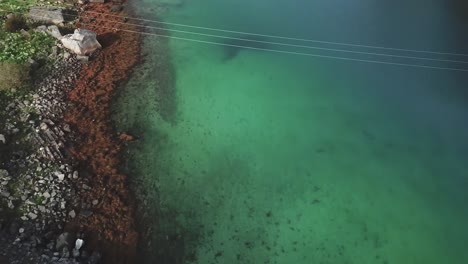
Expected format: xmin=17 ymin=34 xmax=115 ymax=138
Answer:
xmin=64 ymin=2 xmax=141 ymax=263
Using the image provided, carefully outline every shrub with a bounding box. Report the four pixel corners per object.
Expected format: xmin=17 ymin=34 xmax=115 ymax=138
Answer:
xmin=0 ymin=62 xmax=31 ymax=91
xmin=4 ymin=14 xmax=27 ymax=32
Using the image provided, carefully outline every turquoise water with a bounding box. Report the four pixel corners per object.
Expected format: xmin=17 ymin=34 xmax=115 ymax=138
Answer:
xmin=115 ymin=0 xmax=468 ymax=263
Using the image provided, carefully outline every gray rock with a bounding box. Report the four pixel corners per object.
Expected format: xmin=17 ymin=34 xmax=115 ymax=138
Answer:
xmin=35 ymin=25 xmax=47 ymax=33
xmin=29 ymin=8 xmax=65 ymax=25
xmin=72 ymin=248 xmax=80 ymax=258
xmin=61 ymin=247 xmax=70 ymax=258
xmin=89 ymin=0 xmax=105 ymax=3
xmin=68 ymin=210 xmax=76 ymax=218
xmin=56 ymin=232 xmax=74 ymax=251
xmin=76 ymin=55 xmax=89 ymax=63
xmin=43 ymin=191 xmax=51 ymax=198
xmin=0 ymin=134 xmax=5 ymax=144
xmin=92 ymin=200 xmax=98 ymax=206
xmin=46 ymin=25 xmax=62 ymax=39
xmin=0 ymin=169 xmax=8 ymax=177
xmin=28 ymin=212 xmax=38 ymax=220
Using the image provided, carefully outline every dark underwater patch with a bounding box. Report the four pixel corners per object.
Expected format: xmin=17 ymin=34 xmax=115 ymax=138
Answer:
xmin=220 ymin=35 xmax=271 ymax=62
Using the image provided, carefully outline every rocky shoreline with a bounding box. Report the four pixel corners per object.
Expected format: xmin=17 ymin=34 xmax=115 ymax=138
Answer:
xmin=1 ymin=1 xmax=142 ymax=263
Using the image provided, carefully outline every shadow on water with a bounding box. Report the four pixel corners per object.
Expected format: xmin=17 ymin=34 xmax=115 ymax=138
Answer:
xmin=219 ymin=35 xmax=272 ymax=62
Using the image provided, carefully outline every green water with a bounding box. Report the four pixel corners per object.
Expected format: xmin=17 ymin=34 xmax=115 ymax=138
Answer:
xmin=114 ymin=0 xmax=468 ymax=263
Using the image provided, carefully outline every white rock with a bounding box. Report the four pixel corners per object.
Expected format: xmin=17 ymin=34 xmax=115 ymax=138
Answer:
xmin=75 ymin=238 xmax=84 ymax=250
xmin=61 ymin=29 xmax=101 ymax=56
xmin=0 ymin=134 xmax=5 ymax=144
xmin=54 ymin=171 xmax=65 ymax=181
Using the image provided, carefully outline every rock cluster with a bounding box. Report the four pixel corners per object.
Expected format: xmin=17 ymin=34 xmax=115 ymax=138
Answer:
xmin=0 ymin=45 xmax=99 ymax=263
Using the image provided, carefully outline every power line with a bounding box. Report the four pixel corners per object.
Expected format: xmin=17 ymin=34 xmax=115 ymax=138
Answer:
xmin=78 ymin=22 xmax=468 ymax=72
xmin=19 ymin=9 xmax=468 ymax=64
xmin=79 ymin=13 xmax=468 ymax=64
xmin=80 ymin=9 xmax=468 ymax=58
xmin=3 ymin=3 xmax=467 ymax=58
xmin=3 ymin=8 xmax=467 ymax=71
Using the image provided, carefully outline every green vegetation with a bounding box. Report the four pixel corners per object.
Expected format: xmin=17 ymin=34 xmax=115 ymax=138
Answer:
xmin=0 ymin=1 xmax=57 ymax=92
xmin=0 ymin=31 xmax=55 ymax=63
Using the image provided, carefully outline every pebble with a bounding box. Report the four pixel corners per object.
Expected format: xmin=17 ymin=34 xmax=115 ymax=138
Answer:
xmin=69 ymin=210 xmax=76 ymax=218
xmin=54 ymin=171 xmax=65 ymax=181
xmin=28 ymin=212 xmax=38 ymax=220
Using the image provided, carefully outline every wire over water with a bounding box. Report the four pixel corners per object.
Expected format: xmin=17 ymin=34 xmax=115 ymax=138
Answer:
xmin=79 ymin=22 xmax=468 ymax=72
xmin=80 ymin=9 xmax=468 ymax=58
xmin=3 ymin=8 xmax=468 ymax=72
xmin=14 ymin=8 xmax=468 ymax=65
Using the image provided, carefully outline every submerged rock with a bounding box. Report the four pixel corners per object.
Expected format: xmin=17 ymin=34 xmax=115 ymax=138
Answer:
xmin=61 ymin=29 xmax=102 ymax=56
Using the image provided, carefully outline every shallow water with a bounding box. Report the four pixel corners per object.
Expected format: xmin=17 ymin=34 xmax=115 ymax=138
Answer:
xmin=115 ymin=0 xmax=468 ymax=263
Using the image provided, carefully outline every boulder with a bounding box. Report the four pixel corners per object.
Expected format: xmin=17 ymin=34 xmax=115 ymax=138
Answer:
xmin=61 ymin=29 xmax=102 ymax=56
xmin=29 ymin=8 xmax=65 ymax=25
